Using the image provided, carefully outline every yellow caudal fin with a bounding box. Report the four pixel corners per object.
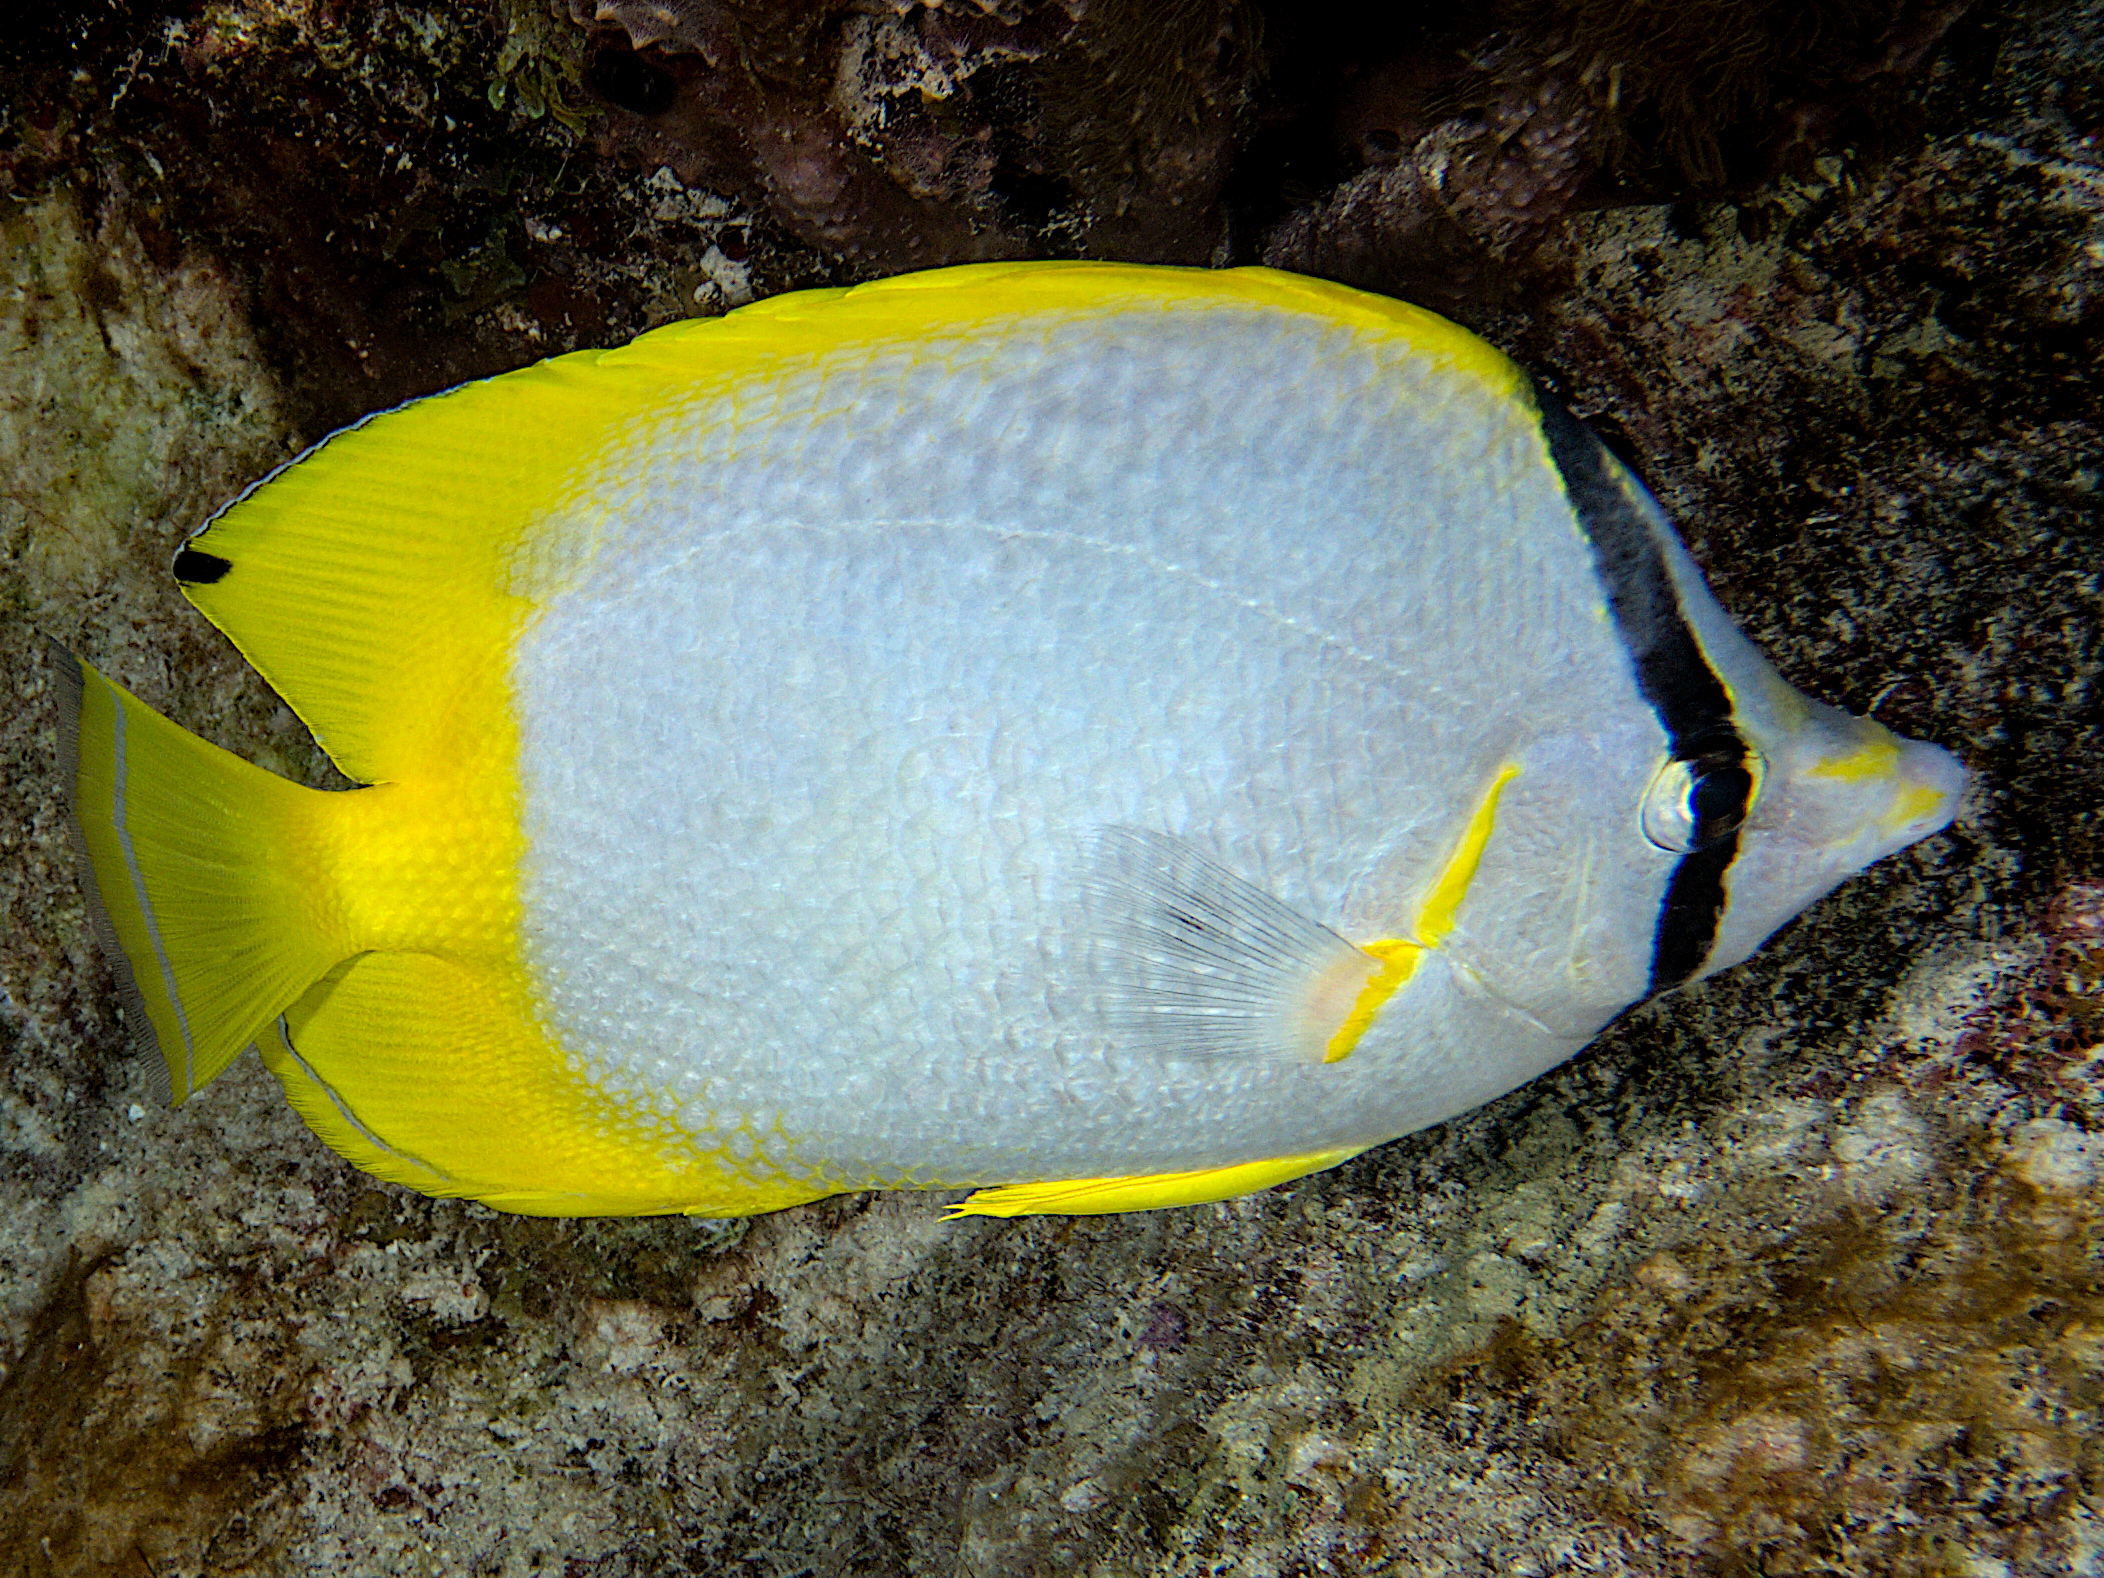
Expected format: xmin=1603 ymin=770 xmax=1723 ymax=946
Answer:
xmin=53 ymin=648 xmax=352 ymax=1104
xmin=944 ymin=1147 xmax=1366 ymax=1218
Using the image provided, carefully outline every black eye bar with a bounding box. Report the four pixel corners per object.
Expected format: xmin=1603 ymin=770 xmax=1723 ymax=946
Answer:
xmin=1680 ymin=732 xmax=1754 ymax=850
xmin=1534 ymin=386 xmax=1750 ymax=994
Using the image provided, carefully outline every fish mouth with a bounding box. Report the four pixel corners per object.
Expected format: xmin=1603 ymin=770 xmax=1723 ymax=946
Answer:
xmin=1875 ymin=737 xmax=1967 ymax=845
xmin=1794 ymin=716 xmax=1966 ymax=858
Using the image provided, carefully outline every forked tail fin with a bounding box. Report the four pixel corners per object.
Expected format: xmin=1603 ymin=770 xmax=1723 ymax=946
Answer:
xmin=52 ymin=645 xmax=352 ymax=1103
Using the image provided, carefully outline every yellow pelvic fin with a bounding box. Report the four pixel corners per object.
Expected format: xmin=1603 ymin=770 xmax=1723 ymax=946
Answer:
xmin=944 ymin=1146 xmax=1365 ymax=1219
xmin=264 ymin=950 xmax=838 ymax=1217
xmin=53 ymin=650 xmax=355 ymax=1104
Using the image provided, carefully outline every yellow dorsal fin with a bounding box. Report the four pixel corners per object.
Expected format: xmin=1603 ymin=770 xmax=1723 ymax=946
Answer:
xmin=173 ymin=358 xmax=628 ymax=785
xmin=175 ymin=264 xmax=1520 ymax=787
xmin=944 ymin=1146 xmax=1365 ymax=1218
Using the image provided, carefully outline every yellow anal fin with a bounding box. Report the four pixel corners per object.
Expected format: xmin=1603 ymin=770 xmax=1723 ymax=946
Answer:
xmin=265 ymin=951 xmax=834 ymax=1218
xmin=944 ymin=1146 xmax=1365 ymax=1219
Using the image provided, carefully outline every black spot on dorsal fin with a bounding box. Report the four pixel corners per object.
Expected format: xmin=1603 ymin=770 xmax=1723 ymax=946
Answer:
xmin=172 ymin=548 xmax=232 ymax=586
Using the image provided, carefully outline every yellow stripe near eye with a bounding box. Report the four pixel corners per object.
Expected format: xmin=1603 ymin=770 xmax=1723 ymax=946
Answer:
xmin=1809 ymin=736 xmax=1899 ymax=782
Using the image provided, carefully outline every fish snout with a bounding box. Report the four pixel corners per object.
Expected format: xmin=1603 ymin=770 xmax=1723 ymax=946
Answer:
xmin=1877 ymin=735 xmax=1967 ymax=847
xmin=1787 ymin=714 xmax=1966 ymax=864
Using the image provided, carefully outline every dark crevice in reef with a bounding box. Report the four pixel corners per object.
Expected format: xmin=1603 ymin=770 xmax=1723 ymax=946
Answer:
xmin=0 ymin=0 xmax=1985 ymax=437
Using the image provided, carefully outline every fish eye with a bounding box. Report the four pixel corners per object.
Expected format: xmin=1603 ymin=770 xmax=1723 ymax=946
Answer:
xmin=1640 ymin=743 xmax=1761 ymax=853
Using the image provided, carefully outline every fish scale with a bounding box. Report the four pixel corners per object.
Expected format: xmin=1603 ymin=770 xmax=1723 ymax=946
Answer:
xmin=54 ymin=262 xmax=1964 ymax=1217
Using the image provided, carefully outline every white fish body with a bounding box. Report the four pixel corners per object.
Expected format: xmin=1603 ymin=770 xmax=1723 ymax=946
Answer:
xmin=56 ymin=264 xmax=1964 ymax=1216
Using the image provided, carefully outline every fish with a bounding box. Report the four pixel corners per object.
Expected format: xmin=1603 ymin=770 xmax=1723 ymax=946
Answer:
xmin=52 ymin=262 xmax=1966 ymax=1219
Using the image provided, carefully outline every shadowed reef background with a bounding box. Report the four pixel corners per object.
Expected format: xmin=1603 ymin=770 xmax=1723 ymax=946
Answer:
xmin=0 ymin=0 xmax=2100 ymax=1572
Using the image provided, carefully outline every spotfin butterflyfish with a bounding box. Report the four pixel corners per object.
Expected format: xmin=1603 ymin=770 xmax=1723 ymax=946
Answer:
xmin=54 ymin=262 xmax=1965 ymax=1219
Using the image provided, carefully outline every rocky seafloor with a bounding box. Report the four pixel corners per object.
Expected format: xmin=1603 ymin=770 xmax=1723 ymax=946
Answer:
xmin=0 ymin=1 xmax=2099 ymax=1573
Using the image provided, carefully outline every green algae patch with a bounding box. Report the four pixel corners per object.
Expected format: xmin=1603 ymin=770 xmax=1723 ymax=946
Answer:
xmin=0 ymin=1249 xmax=313 ymax=1577
xmin=1427 ymin=1115 xmax=2104 ymax=1574
xmin=491 ymin=0 xmax=597 ymax=133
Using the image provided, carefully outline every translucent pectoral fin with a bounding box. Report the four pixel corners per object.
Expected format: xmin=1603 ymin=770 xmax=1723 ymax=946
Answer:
xmin=1084 ymin=825 xmax=1381 ymax=1065
xmin=944 ymin=1146 xmax=1367 ymax=1218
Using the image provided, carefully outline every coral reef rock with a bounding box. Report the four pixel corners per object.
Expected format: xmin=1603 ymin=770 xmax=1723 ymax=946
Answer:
xmin=0 ymin=0 xmax=2098 ymax=1573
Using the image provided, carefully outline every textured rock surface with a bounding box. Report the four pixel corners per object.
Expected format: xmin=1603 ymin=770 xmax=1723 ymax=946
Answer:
xmin=1 ymin=1 xmax=2099 ymax=1574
